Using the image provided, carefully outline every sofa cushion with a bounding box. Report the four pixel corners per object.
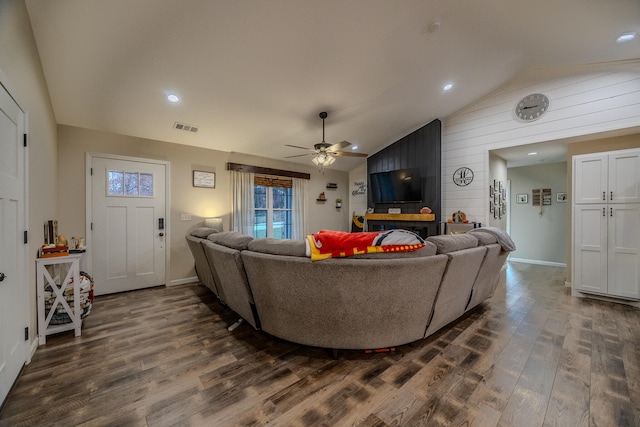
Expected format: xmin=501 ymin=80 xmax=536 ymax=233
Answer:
xmin=470 ymin=230 xmax=498 ymax=246
xmin=207 ymin=231 xmax=253 ymax=250
xmin=190 ymin=227 xmax=219 ymax=238
xmin=248 ymin=238 xmax=307 ymax=257
xmin=350 ymin=240 xmax=437 ymax=259
xmin=427 ymin=234 xmax=478 ymax=254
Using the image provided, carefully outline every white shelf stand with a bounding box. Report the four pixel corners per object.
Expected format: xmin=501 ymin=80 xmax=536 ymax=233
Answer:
xmin=36 ymin=254 xmax=82 ymax=345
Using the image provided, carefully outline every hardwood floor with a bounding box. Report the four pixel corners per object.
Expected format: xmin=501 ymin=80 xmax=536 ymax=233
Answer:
xmin=1 ymin=262 xmax=640 ymax=426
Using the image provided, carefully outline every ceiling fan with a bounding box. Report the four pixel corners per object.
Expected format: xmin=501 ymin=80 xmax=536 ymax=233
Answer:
xmin=285 ymin=112 xmax=367 ymax=169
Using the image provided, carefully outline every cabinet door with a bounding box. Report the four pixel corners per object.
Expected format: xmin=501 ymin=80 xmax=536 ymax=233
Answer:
xmin=607 ymin=204 xmax=640 ymax=299
xmin=573 ymin=204 xmax=608 ymax=294
xmin=574 ymin=154 xmax=608 ymax=204
xmin=609 ymin=151 xmax=640 ymax=203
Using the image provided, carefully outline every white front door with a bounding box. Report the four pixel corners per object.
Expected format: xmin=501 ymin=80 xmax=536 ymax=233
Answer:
xmin=0 ymin=82 xmax=27 ymax=405
xmin=90 ymin=155 xmax=167 ymax=295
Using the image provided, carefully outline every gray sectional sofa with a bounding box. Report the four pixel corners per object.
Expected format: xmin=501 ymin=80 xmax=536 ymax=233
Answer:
xmin=186 ymin=228 xmax=512 ymax=350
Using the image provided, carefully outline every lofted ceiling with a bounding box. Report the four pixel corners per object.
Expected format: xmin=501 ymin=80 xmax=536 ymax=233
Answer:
xmin=25 ymin=0 xmax=640 ymax=171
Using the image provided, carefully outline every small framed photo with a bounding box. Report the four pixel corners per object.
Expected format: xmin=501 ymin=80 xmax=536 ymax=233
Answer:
xmin=516 ymin=194 xmax=528 ymax=204
xmin=556 ymin=192 xmax=567 ymax=203
xmin=193 ymin=170 xmax=215 ymax=188
xmin=490 ymin=201 xmax=494 ymax=213
xmin=490 ymin=185 xmax=494 ymax=197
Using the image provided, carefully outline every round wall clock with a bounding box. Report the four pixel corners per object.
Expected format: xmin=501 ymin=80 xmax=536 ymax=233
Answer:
xmin=515 ymin=93 xmax=549 ymax=121
xmin=453 ymin=167 xmax=474 ymax=186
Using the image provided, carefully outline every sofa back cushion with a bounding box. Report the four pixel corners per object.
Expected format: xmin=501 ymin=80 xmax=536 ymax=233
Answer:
xmin=426 ymin=234 xmax=478 ymax=254
xmin=468 ymin=230 xmax=498 ymax=246
xmin=207 ymin=231 xmax=253 ymax=250
xmin=190 ymin=227 xmax=219 ymax=238
xmin=248 ymin=238 xmax=307 ymax=257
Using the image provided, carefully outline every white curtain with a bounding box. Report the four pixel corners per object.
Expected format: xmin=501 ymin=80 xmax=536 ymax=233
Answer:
xmin=291 ymin=177 xmax=308 ymax=239
xmin=231 ymin=170 xmax=255 ymax=236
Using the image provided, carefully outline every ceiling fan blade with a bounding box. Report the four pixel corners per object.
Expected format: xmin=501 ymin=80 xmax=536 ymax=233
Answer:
xmin=284 ymin=153 xmax=313 ymax=158
xmin=332 ymin=151 xmax=368 ymax=158
xmin=285 ymin=144 xmax=313 ymax=151
xmin=327 ymin=140 xmax=351 ymax=152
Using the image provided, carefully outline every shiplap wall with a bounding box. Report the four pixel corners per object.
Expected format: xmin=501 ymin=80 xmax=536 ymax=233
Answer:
xmin=441 ymin=60 xmax=640 ymax=225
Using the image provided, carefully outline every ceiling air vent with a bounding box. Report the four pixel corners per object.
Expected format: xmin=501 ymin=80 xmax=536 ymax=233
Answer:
xmin=173 ymin=122 xmax=199 ymax=133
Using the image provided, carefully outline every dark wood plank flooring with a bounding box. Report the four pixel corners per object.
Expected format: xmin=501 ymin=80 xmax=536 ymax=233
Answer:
xmin=2 ymin=262 xmax=640 ymax=426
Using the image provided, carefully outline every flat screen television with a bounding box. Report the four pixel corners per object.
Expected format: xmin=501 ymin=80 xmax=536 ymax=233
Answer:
xmin=369 ymin=168 xmax=423 ymax=203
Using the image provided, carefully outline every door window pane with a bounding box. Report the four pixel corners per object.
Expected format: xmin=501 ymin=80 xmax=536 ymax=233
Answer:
xmin=125 ymin=172 xmax=139 ymax=196
xmin=140 ymin=173 xmax=153 ymax=196
xmin=107 ymin=170 xmax=154 ymax=198
xmin=108 ymin=171 xmax=124 ymax=196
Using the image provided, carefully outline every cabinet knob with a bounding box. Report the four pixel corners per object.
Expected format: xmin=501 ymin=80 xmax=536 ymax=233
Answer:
xmin=610 ymin=191 xmax=613 ymax=201
xmin=602 ymin=191 xmax=606 ymax=201
xmin=0 ymin=272 xmax=5 ymax=282
xmin=159 ymin=232 xmax=164 ymax=237
xmin=603 ymin=207 xmax=606 ymax=216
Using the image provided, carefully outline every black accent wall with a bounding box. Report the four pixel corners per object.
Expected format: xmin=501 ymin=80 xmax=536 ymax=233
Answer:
xmin=367 ymin=119 xmax=441 ymax=236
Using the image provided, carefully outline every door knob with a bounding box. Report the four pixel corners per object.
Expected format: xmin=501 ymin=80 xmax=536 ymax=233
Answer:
xmin=159 ymin=232 xmax=164 ymax=237
xmin=0 ymin=272 xmax=6 ymax=282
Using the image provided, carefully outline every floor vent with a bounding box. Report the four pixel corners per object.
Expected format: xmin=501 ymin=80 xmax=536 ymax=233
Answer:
xmin=174 ymin=122 xmax=199 ymax=133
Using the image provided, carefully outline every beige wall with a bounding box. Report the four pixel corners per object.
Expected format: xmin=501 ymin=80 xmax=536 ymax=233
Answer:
xmin=57 ymin=125 xmax=350 ymax=284
xmin=0 ymin=0 xmax=59 ymax=347
xmin=508 ymin=162 xmax=568 ymax=265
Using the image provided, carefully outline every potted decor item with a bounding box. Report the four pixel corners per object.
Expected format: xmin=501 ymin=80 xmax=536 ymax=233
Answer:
xmin=335 ymin=198 xmax=342 ymax=208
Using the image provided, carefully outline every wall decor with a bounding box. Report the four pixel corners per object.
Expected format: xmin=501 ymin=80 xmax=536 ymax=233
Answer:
xmin=489 ymin=180 xmax=506 ymax=218
xmin=515 ymin=93 xmax=550 ymax=122
xmin=193 ymin=170 xmax=215 ymax=188
xmin=556 ymin=192 xmax=567 ymax=203
xmin=516 ymin=194 xmax=528 ymax=204
xmin=352 ymin=180 xmax=366 ymax=196
xmin=453 ymin=167 xmax=474 ymax=186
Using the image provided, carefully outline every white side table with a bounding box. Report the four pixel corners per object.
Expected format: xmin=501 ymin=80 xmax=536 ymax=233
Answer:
xmin=36 ymin=254 xmax=82 ymax=345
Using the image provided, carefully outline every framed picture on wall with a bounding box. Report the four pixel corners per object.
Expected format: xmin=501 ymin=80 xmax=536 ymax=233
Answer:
xmin=516 ymin=194 xmax=528 ymax=204
xmin=193 ymin=170 xmax=215 ymax=188
xmin=556 ymin=192 xmax=567 ymax=202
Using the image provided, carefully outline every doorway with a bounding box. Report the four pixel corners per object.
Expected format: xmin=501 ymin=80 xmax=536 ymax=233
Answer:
xmin=0 ymin=81 xmax=28 ymax=406
xmin=87 ymin=154 xmax=169 ymax=295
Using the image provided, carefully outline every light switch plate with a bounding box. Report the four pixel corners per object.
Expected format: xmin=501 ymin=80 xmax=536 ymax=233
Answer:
xmin=180 ymin=213 xmax=192 ymax=221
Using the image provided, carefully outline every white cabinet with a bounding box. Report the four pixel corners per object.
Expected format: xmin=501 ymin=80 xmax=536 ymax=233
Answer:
xmin=574 ymin=204 xmax=640 ymax=299
xmin=573 ymin=148 xmax=640 ymax=300
xmin=574 ymin=150 xmax=640 ymax=204
xmin=36 ymin=254 xmax=83 ymax=344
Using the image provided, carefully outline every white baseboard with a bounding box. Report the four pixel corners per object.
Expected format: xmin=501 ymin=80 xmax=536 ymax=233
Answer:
xmin=508 ymin=257 xmax=566 ymax=268
xmin=169 ymin=276 xmax=198 ymax=286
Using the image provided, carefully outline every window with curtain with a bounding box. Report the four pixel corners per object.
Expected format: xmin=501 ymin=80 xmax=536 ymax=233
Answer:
xmin=253 ymin=176 xmax=292 ymax=238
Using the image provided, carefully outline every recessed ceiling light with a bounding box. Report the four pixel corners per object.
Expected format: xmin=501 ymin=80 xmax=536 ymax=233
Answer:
xmin=616 ymin=32 xmax=637 ymax=43
xmin=443 ymin=83 xmax=453 ymax=91
xmin=167 ymin=94 xmax=180 ymax=103
xmin=351 ymin=145 xmax=359 ymax=151
xmin=527 ymin=152 xmax=538 ymax=156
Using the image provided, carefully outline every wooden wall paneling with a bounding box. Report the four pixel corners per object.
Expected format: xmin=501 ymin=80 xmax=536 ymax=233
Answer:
xmin=367 ymin=119 xmax=441 ymax=236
